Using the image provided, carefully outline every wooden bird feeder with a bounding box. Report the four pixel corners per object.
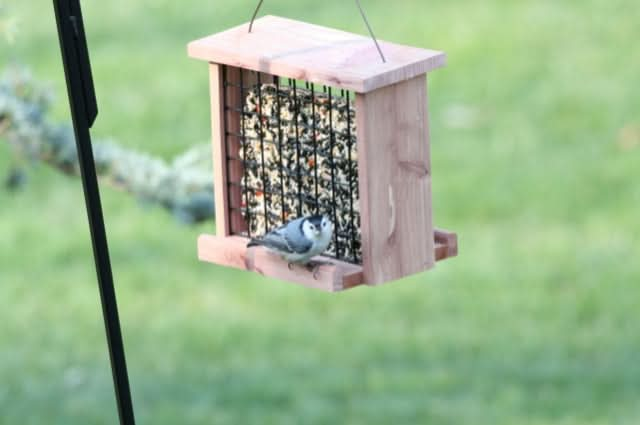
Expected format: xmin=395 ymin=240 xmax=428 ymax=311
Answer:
xmin=188 ymin=15 xmax=457 ymax=292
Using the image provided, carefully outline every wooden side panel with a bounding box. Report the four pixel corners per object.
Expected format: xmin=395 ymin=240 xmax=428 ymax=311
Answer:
xmin=356 ymin=75 xmax=435 ymax=285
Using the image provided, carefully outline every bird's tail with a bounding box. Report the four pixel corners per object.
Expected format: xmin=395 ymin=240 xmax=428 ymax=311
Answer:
xmin=247 ymin=238 xmax=262 ymax=248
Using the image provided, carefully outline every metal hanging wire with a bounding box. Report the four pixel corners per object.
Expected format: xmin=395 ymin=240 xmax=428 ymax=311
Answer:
xmin=248 ymin=0 xmax=264 ymax=33
xmin=354 ymin=0 xmax=386 ymax=63
xmin=248 ymin=0 xmax=387 ymax=63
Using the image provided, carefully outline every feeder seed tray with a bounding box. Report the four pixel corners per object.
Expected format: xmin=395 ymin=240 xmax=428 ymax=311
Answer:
xmin=189 ymin=15 xmax=457 ymax=291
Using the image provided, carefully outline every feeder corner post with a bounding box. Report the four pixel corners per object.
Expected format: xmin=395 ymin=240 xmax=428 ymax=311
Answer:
xmin=355 ymin=73 xmax=435 ymax=285
xmin=208 ymin=63 xmax=249 ymax=237
xmin=208 ymin=63 xmax=230 ymax=237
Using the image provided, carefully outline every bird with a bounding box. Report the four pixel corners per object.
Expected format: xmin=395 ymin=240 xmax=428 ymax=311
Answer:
xmin=247 ymin=214 xmax=334 ymax=272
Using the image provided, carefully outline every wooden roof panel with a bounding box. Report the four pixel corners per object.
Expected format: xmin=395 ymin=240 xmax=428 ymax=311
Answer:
xmin=188 ymin=15 xmax=446 ymax=93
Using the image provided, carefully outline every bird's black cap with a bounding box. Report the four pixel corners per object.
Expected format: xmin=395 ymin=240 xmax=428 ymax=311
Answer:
xmin=306 ymin=215 xmax=325 ymax=226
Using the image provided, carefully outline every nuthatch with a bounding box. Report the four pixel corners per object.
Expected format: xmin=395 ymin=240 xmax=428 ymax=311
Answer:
xmin=247 ymin=215 xmax=334 ymax=274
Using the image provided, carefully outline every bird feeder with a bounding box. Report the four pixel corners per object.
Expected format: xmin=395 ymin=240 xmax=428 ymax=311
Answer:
xmin=188 ymin=15 xmax=457 ymax=292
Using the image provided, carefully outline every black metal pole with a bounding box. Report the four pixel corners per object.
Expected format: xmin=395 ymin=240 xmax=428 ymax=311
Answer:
xmin=53 ymin=1 xmax=136 ymax=424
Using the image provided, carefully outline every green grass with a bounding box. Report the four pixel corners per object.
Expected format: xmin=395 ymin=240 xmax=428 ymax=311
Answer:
xmin=2 ymin=0 xmax=640 ymax=424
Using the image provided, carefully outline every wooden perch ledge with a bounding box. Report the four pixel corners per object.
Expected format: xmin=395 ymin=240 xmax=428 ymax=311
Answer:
xmin=198 ymin=229 xmax=457 ymax=292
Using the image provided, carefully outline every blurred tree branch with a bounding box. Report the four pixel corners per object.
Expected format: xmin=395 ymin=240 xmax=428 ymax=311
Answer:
xmin=0 ymin=66 xmax=215 ymax=223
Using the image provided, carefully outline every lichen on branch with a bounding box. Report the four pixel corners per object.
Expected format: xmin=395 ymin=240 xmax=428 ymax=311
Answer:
xmin=0 ymin=66 xmax=215 ymax=223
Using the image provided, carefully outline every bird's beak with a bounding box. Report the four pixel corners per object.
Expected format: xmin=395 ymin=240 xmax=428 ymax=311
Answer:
xmin=314 ymin=229 xmax=321 ymax=237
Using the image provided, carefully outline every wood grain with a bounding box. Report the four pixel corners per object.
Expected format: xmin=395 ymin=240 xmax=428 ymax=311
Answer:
xmin=356 ymin=75 xmax=435 ymax=285
xmin=188 ymin=15 xmax=446 ymax=93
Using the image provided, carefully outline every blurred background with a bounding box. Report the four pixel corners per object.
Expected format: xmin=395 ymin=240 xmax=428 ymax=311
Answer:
xmin=1 ymin=0 xmax=639 ymax=424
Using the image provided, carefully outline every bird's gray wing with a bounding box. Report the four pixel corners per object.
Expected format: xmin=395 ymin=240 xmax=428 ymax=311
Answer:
xmin=283 ymin=219 xmax=313 ymax=254
xmin=249 ymin=217 xmax=311 ymax=254
xmin=255 ymin=227 xmax=295 ymax=253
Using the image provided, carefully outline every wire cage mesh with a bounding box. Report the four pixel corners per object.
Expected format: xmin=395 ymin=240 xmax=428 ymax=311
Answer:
xmin=222 ymin=66 xmax=362 ymax=264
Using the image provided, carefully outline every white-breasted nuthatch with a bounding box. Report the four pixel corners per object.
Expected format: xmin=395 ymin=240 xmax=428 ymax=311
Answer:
xmin=247 ymin=215 xmax=334 ymax=268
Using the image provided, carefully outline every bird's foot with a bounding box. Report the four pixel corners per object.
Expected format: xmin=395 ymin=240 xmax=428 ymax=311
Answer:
xmin=305 ymin=260 xmax=331 ymax=280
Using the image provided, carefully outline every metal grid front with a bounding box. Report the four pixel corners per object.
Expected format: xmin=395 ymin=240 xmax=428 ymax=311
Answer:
xmin=222 ymin=66 xmax=362 ymax=264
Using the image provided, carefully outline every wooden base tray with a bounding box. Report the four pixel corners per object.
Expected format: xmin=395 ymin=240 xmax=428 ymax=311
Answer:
xmin=198 ymin=229 xmax=457 ymax=292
